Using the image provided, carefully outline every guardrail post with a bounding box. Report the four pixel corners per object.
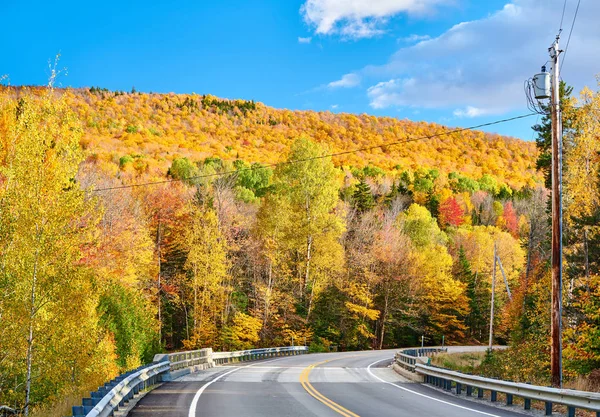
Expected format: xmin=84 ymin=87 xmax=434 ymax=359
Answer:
xmin=414 ymin=359 xmax=600 ymax=417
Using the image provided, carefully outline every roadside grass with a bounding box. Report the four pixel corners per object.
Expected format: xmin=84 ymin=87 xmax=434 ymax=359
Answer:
xmin=30 ymin=388 xmax=90 ymax=417
xmin=430 ymin=351 xmax=486 ymax=374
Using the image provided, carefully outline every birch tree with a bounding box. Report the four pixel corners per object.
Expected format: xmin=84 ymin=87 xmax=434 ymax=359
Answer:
xmin=0 ymin=91 xmax=114 ymax=414
xmin=274 ymin=138 xmax=344 ymax=319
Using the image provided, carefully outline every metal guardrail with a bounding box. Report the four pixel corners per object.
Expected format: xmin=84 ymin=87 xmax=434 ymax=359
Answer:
xmin=212 ymin=346 xmax=308 ymax=364
xmin=68 ymin=361 xmax=167 ymax=417
xmin=154 ymin=347 xmax=213 ymax=371
xmin=84 ymin=361 xmax=169 ymax=417
xmin=394 ymin=347 xmax=447 ymax=372
xmin=0 ymin=405 xmax=17 ymax=416
xmin=68 ymin=345 xmax=307 ymax=417
xmin=416 ymin=362 xmax=600 ymax=416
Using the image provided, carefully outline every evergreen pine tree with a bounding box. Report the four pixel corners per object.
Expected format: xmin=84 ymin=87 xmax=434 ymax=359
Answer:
xmin=353 ymin=179 xmax=375 ymax=213
xmin=384 ymin=181 xmax=400 ymax=206
xmin=533 ymin=81 xmax=574 ymax=188
xmin=453 ymin=247 xmax=483 ymax=340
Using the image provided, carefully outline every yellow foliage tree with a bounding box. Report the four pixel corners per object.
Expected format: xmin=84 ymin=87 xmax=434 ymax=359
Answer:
xmin=0 ymin=91 xmax=117 ymax=413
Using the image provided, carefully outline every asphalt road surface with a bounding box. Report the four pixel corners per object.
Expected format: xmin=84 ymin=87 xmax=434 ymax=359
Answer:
xmin=129 ymin=349 xmax=526 ymax=417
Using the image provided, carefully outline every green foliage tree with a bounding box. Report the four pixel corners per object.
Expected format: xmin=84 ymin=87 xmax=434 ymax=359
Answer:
xmin=98 ymin=284 xmax=160 ymax=370
xmin=233 ymin=160 xmax=273 ymax=202
xmin=168 ymin=157 xmax=198 ymax=184
xmin=453 ymin=247 xmax=484 ymax=340
xmin=534 ymin=81 xmax=574 ymax=188
xmin=449 ymin=172 xmax=480 ymax=193
xmin=273 ymin=138 xmax=345 ymax=319
xmin=119 ymin=155 xmax=134 ymax=167
xmin=479 ymin=174 xmax=499 ymax=195
xmin=352 ymin=179 xmax=375 ymax=214
xmin=402 ymin=204 xmax=447 ymax=248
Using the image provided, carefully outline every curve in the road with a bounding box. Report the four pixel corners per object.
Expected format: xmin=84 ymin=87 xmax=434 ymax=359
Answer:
xmin=130 ymin=349 xmax=527 ymax=417
xmin=187 ymin=357 xmax=285 ymax=417
xmin=300 ymin=358 xmax=360 ymax=417
xmin=365 ymin=358 xmax=500 ymax=417
xmin=187 ymin=366 xmax=239 ymax=417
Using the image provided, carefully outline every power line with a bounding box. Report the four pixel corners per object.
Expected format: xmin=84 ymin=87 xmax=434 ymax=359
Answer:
xmin=91 ymin=113 xmax=537 ymax=192
xmin=560 ymin=0 xmax=581 ymax=75
xmin=558 ymin=0 xmax=568 ymax=32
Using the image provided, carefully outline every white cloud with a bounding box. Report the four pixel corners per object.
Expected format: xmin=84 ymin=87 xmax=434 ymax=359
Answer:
xmin=399 ymin=34 xmax=431 ymax=43
xmin=331 ymin=104 xmax=339 ymax=109
xmin=298 ymin=36 xmax=313 ymax=44
xmin=367 ymin=78 xmax=411 ymax=109
xmin=328 ymin=73 xmax=360 ymax=88
xmin=300 ymin=0 xmax=445 ymax=39
xmin=361 ymin=0 xmax=600 ymax=115
xmin=453 ymin=106 xmax=488 ymax=118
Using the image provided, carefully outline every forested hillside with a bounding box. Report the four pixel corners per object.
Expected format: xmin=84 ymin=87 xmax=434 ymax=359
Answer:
xmin=0 ymin=86 xmax=540 ymax=190
xmin=0 ymin=85 xmax=564 ymax=415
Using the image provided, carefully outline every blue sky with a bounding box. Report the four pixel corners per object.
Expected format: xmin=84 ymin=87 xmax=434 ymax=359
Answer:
xmin=1 ymin=0 xmax=597 ymax=140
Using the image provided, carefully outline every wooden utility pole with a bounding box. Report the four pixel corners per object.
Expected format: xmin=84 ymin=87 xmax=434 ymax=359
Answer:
xmin=550 ymin=36 xmax=563 ymax=388
xmin=496 ymin=255 xmax=512 ymax=301
xmin=488 ymin=242 xmax=497 ymax=351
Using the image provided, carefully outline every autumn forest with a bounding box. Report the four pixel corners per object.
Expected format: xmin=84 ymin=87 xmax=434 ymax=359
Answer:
xmin=1 ymin=83 xmax=600 ymax=415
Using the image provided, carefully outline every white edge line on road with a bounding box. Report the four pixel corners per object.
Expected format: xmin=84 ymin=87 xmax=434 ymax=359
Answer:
xmin=366 ymin=358 xmax=502 ymax=417
xmin=188 ymin=357 xmax=289 ymax=417
xmin=213 ymin=365 xmax=354 ymax=370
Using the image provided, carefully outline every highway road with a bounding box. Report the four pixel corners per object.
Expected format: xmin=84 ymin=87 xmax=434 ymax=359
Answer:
xmin=129 ymin=349 xmax=525 ymax=417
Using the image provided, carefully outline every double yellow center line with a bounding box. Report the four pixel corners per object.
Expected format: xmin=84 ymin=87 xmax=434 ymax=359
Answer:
xmin=299 ymin=358 xmax=360 ymax=417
